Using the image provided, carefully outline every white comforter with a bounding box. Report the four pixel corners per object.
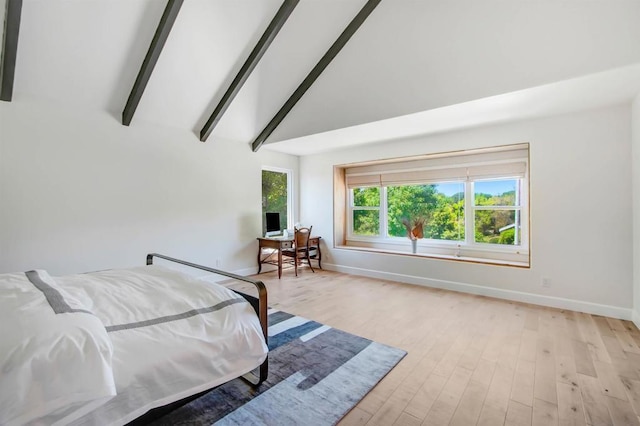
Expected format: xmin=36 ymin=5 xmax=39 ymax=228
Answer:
xmin=0 ymin=270 xmax=116 ymax=426
xmin=0 ymin=265 xmax=268 ymax=426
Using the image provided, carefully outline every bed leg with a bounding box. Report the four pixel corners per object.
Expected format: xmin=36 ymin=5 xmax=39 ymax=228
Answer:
xmin=242 ymin=358 xmax=268 ymax=386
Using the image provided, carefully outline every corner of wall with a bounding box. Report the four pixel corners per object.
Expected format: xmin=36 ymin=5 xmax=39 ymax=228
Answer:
xmin=632 ymin=92 xmax=640 ymax=329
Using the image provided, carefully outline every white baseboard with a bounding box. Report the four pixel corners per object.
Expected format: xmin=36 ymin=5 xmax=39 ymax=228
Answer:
xmin=633 ymin=310 xmax=640 ymax=330
xmin=199 ymin=262 xmax=634 ymax=322
xmin=324 ymin=263 xmax=634 ymax=321
xmin=230 ymin=266 xmax=262 ymax=277
xmin=197 ymin=266 xmax=263 ymax=283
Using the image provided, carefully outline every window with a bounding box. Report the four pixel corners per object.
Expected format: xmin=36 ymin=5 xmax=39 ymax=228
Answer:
xmin=262 ymin=168 xmax=292 ymax=234
xmin=337 ymin=144 xmax=529 ymax=266
xmin=473 ymin=179 xmax=522 ymax=245
xmin=351 ymin=187 xmax=380 ymax=236
xmin=387 ymin=182 xmax=465 ymax=241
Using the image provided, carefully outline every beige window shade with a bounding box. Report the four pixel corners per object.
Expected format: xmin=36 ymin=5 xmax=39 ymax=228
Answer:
xmin=345 ymin=144 xmax=528 ymax=188
xmin=466 ymin=162 xmax=526 ymax=180
xmin=345 ymin=174 xmax=381 ymax=188
xmin=380 ymin=167 xmax=467 ymax=186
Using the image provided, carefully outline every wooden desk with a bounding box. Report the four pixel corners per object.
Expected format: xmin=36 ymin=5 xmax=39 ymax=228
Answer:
xmin=257 ymin=236 xmax=321 ymax=279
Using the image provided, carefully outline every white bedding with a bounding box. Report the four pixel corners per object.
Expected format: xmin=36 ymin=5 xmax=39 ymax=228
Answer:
xmin=0 ymin=265 xmax=268 ymax=426
xmin=0 ymin=270 xmax=116 ymax=426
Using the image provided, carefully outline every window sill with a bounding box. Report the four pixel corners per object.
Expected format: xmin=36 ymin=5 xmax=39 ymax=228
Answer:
xmin=335 ymin=244 xmax=530 ymax=268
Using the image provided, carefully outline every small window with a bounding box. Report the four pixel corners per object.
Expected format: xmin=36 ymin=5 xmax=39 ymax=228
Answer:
xmin=473 ymin=179 xmax=522 ymax=245
xmin=351 ymin=187 xmax=380 ymax=236
xmin=262 ymin=168 xmax=292 ymax=234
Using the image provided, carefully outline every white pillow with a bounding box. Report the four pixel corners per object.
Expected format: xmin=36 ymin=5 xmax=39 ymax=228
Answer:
xmin=0 ymin=270 xmax=116 ymax=426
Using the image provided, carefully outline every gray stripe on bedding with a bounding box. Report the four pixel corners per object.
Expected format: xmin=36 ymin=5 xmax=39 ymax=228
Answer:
xmin=105 ymin=297 xmax=246 ymax=332
xmin=25 ymin=270 xmax=93 ymax=315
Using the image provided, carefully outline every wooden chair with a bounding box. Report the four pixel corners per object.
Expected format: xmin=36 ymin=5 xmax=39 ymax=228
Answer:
xmin=282 ymin=226 xmax=314 ymax=276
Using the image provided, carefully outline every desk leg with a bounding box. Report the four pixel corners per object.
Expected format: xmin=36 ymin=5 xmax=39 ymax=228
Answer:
xmin=257 ymin=244 xmax=263 ymax=274
xmin=317 ymin=243 xmax=322 ymax=269
xmin=277 ymin=248 xmax=282 ymax=279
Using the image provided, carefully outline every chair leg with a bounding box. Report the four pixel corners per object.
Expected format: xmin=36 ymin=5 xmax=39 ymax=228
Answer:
xmin=294 ymin=256 xmax=298 ymax=276
xmin=307 ymin=253 xmax=314 ymax=273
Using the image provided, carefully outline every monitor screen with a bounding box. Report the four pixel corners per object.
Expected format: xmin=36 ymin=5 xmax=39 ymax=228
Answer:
xmin=265 ymin=212 xmax=281 ymax=233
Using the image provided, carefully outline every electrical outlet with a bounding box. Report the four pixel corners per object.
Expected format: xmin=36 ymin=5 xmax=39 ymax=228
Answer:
xmin=541 ymin=277 xmax=551 ymax=288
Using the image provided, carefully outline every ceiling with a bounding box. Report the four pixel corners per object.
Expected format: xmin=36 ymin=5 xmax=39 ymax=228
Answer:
xmin=3 ymin=0 xmax=640 ymax=156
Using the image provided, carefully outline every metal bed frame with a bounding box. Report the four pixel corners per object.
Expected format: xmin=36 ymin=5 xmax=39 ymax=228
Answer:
xmin=128 ymin=253 xmax=268 ymax=425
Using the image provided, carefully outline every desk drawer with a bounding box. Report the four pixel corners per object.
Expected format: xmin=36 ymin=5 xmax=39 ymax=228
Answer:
xmin=281 ymin=241 xmax=293 ymax=249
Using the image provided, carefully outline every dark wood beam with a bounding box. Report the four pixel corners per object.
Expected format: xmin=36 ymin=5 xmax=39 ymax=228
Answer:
xmin=251 ymin=0 xmax=381 ymax=152
xmin=200 ymin=0 xmax=299 ymax=142
xmin=1 ymin=0 xmax=23 ymax=102
xmin=122 ymin=0 xmax=183 ymax=126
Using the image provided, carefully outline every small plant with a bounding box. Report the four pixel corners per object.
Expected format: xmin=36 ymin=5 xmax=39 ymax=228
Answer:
xmin=401 ymin=217 xmax=425 ymax=241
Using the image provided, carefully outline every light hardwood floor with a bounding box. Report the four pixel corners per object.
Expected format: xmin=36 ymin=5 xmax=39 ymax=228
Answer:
xmin=227 ymin=267 xmax=640 ymax=426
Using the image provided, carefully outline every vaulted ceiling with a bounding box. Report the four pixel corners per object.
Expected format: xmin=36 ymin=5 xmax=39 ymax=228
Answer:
xmin=3 ymin=0 xmax=640 ymax=155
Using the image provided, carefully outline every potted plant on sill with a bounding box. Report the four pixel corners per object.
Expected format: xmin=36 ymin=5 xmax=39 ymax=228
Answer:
xmin=401 ymin=217 xmax=425 ymax=254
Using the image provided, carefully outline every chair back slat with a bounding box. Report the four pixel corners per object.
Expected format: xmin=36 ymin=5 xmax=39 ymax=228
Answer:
xmin=295 ymin=226 xmax=312 ymax=249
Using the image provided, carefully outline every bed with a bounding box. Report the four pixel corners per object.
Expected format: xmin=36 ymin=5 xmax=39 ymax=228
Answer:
xmin=0 ymin=253 xmax=269 ymax=426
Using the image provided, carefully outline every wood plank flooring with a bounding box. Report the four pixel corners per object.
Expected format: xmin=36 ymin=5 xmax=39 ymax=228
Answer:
xmin=225 ymin=268 xmax=640 ymax=426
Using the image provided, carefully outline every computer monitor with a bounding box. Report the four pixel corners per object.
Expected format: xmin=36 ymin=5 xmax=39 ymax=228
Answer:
xmin=265 ymin=212 xmax=281 ymax=237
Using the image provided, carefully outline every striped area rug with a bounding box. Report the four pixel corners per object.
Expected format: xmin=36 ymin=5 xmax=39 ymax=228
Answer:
xmin=151 ymin=309 xmax=406 ymax=425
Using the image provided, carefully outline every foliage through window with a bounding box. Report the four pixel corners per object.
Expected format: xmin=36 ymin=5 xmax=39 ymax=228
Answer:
xmin=386 ymin=183 xmax=465 ymax=241
xmin=352 ymin=187 xmax=380 ymax=236
xmin=473 ymin=179 xmax=521 ymax=245
xmin=262 ymin=169 xmax=289 ymax=234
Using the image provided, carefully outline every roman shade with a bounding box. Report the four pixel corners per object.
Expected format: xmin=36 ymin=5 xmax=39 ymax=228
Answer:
xmin=345 ymin=143 xmax=528 ymax=188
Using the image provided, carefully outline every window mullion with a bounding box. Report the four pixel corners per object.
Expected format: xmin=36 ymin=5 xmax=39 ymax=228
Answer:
xmin=352 ymin=206 xmax=379 ymax=211
xmin=380 ymin=186 xmax=387 ymax=237
xmin=515 ymin=178 xmax=522 ymax=246
xmin=347 ymin=189 xmax=353 ymax=237
xmin=474 ymin=206 xmax=522 ymax=211
xmin=465 ymin=180 xmax=474 ymax=245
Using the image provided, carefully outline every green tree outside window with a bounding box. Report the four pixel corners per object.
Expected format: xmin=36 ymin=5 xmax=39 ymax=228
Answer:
xmin=262 ymin=170 xmax=288 ymax=234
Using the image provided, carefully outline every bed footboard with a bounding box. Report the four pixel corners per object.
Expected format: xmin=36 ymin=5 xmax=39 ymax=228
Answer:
xmin=145 ymin=253 xmax=268 ymax=385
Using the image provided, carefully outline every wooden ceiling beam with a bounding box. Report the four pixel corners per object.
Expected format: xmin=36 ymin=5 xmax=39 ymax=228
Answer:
xmin=200 ymin=0 xmax=299 ymax=142
xmin=251 ymin=0 xmax=381 ymax=152
xmin=1 ymin=0 xmax=23 ymax=102
xmin=122 ymin=0 xmax=183 ymax=126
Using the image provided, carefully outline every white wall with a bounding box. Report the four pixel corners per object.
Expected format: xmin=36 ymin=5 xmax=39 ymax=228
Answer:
xmin=300 ymin=105 xmax=634 ymax=317
xmin=633 ymin=93 xmax=640 ymax=325
xmin=0 ymin=97 xmax=298 ymax=276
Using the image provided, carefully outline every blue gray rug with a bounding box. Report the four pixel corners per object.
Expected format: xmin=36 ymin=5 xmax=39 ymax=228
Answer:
xmin=151 ymin=309 xmax=406 ymax=425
